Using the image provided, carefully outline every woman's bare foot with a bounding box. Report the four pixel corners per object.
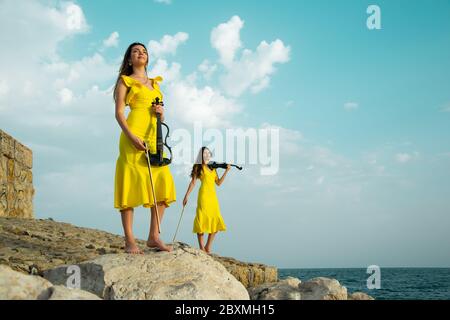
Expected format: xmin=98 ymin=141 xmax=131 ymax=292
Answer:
xmin=147 ymin=238 xmax=173 ymax=252
xmin=204 ymin=245 xmax=212 ymax=254
xmin=124 ymin=241 xmax=143 ymax=254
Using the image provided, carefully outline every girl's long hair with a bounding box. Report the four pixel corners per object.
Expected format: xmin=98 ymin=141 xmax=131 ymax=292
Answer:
xmin=190 ymin=146 xmax=210 ymax=180
xmin=113 ymin=42 xmax=149 ymax=102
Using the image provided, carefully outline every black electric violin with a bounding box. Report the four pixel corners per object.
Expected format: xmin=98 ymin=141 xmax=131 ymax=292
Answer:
xmin=146 ymin=97 xmax=172 ymax=166
xmin=207 ymin=161 xmax=243 ymax=171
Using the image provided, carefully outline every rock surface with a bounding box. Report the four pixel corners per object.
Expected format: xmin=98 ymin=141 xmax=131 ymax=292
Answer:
xmin=0 ymin=217 xmax=374 ymax=300
xmin=0 ymin=217 xmax=275 ymax=289
xmin=210 ymin=254 xmax=277 ymax=288
xmin=348 ymin=291 xmax=375 ymax=300
xmin=0 ymin=264 xmax=100 ymax=300
xmin=248 ymin=276 xmax=374 ymax=300
xmin=248 ymin=276 xmax=301 ymax=300
xmin=298 ymin=277 xmax=348 ymax=300
xmin=44 ymin=243 xmax=249 ymax=300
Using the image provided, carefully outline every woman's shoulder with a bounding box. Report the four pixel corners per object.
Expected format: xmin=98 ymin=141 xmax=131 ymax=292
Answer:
xmin=151 ymin=75 xmax=163 ymax=83
xmin=120 ymin=74 xmax=163 ymax=89
xmin=120 ymin=74 xmax=135 ymax=88
xmin=149 ymin=76 xmax=163 ymax=89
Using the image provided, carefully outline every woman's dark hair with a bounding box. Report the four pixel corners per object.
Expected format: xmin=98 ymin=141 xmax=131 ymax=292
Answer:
xmin=190 ymin=146 xmax=210 ymax=180
xmin=113 ymin=42 xmax=149 ymax=102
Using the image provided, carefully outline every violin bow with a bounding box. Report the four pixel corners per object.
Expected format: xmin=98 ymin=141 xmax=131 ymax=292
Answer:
xmin=143 ymin=141 xmax=161 ymax=234
xmin=172 ymin=204 xmax=186 ymax=244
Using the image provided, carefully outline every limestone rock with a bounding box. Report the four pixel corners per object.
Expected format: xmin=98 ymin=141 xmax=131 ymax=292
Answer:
xmin=48 ymin=285 xmax=101 ymax=300
xmin=348 ymin=291 xmax=375 ymax=300
xmin=0 ymin=264 xmax=99 ymax=300
xmin=210 ymin=254 xmax=277 ymax=288
xmin=0 ymin=217 xmax=275 ymax=289
xmin=298 ymin=277 xmax=348 ymax=300
xmin=248 ymin=276 xmax=301 ymax=300
xmin=0 ymin=264 xmax=51 ymax=299
xmin=43 ymin=243 xmax=250 ymax=300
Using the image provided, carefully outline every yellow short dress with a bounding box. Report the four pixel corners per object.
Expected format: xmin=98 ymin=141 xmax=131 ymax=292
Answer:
xmin=192 ymin=165 xmax=227 ymax=234
xmin=114 ymin=74 xmax=176 ymax=211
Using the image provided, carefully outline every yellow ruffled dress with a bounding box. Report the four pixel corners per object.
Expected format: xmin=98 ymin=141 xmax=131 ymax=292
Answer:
xmin=114 ymin=74 xmax=176 ymax=211
xmin=192 ymin=165 xmax=227 ymax=234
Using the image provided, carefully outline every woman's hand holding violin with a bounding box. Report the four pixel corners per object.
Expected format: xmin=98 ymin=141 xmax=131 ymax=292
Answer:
xmin=152 ymin=103 xmax=164 ymax=121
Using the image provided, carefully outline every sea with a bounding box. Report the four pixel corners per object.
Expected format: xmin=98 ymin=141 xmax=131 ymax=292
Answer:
xmin=278 ymin=268 xmax=450 ymax=300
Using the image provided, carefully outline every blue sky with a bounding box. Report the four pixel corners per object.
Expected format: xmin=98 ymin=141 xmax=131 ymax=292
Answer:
xmin=0 ymin=0 xmax=449 ymax=268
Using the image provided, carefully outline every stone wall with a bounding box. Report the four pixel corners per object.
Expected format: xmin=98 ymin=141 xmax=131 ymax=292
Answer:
xmin=0 ymin=129 xmax=34 ymax=219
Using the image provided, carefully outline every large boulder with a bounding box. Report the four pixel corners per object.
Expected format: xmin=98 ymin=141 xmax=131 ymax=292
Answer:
xmin=0 ymin=264 xmax=100 ymax=300
xmin=47 ymin=285 xmax=102 ymax=300
xmin=348 ymin=292 xmax=375 ymax=300
xmin=248 ymin=276 xmax=301 ymax=300
xmin=298 ymin=277 xmax=348 ymax=300
xmin=0 ymin=264 xmax=51 ymax=299
xmin=43 ymin=243 xmax=250 ymax=300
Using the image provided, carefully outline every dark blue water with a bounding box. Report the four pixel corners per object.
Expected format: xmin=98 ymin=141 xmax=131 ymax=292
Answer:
xmin=278 ymin=268 xmax=450 ymax=300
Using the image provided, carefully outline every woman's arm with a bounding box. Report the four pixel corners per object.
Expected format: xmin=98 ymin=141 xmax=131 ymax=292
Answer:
xmin=115 ymin=78 xmax=146 ymax=151
xmin=183 ymin=177 xmax=197 ymax=206
xmin=215 ymin=165 xmax=231 ymax=186
xmin=115 ymin=78 xmax=135 ymax=139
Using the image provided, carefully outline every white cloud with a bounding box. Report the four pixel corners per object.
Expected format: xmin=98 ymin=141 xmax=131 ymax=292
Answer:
xmin=103 ymin=31 xmax=119 ymax=48
xmin=198 ymin=59 xmax=218 ymax=80
xmin=0 ymin=0 xmax=91 ymax=107
xmin=211 ymin=15 xmax=244 ymax=68
xmin=148 ymin=32 xmax=189 ymax=59
xmin=154 ymin=0 xmax=172 ymax=4
xmin=209 ymin=16 xmax=290 ymax=97
xmin=148 ymin=58 xmax=182 ymax=83
xmin=260 ymin=122 xmax=303 ymax=156
xmin=59 ymin=88 xmax=74 ymax=104
xmin=45 ymin=52 xmax=115 ymax=94
xmin=219 ymin=39 xmax=291 ymax=97
xmin=167 ymin=82 xmax=241 ymax=128
xmin=395 ymin=153 xmax=412 ymax=163
xmin=0 ymin=1 xmax=88 ymax=66
xmin=285 ymin=100 xmax=294 ymax=108
xmin=344 ymin=102 xmax=359 ymax=111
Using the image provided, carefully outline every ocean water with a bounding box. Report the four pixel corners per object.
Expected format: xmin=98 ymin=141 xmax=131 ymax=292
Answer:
xmin=278 ymin=268 xmax=450 ymax=300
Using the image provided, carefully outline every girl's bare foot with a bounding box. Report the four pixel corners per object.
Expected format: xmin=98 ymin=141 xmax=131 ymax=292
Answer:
xmin=147 ymin=238 xmax=173 ymax=252
xmin=124 ymin=241 xmax=143 ymax=254
xmin=204 ymin=245 xmax=212 ymax=254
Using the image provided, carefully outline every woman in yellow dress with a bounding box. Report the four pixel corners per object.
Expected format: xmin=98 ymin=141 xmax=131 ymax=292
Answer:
xmin=183 ymin=147 xmax=230 ymax=254
xmin=113 ymin=42 xmax=176 ymax=254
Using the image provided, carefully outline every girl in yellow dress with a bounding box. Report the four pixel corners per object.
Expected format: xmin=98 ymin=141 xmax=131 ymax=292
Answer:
xmin=183 ymin=147 xmax=230 ymax=254
xmin=113 ymin=42 xmax=176 ymax=254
